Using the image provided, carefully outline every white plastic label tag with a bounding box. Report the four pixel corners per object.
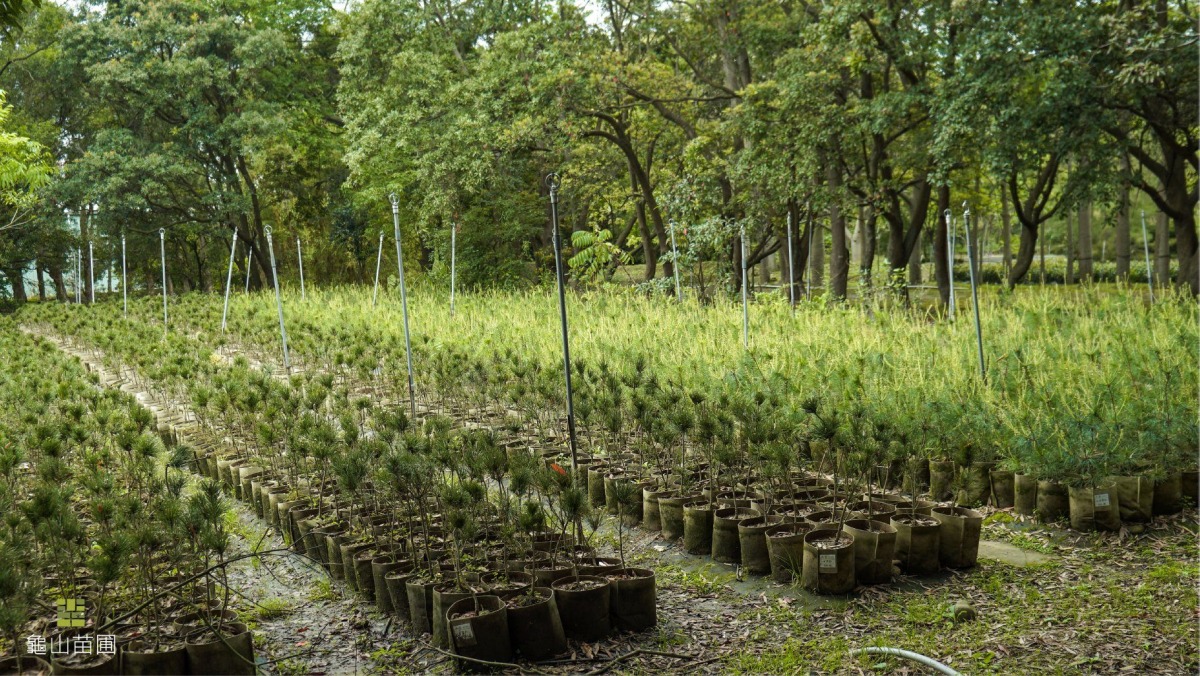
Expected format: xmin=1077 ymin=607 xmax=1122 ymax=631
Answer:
xmin=1093 ymin=492 xmax=1111 ymax=510
xmin=819 ymin=554 xmax=837 ymax=572
xmin=452 ymin=622 xmax=476 ymax=647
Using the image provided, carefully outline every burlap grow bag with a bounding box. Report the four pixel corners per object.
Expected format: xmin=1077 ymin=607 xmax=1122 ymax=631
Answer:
xmin=930 ymin=506 xmax=982 ymax=569
xmin=1068 ymin=485 xmax=1121 ymax=532
xmin=1113 ymin=476 xmax=1153 ymax=523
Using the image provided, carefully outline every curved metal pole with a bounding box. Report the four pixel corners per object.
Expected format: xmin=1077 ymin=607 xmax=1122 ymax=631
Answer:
xmin=547 ymin=173 xmax=579 ymax=481
xmin=264 ymin=226 xmax=290 ymax=372
xmin=87 ymin=241 xmax=94 ymax=305
xmin=297 ymin=236 xmax=306 ymax=300
xmin=786 ymin=211 xmax=795 ymax=311
xmin=963 ymin=204 xmax=986 ymax=382
xmin=391 ymin=193 xmax=417 ymax=421
xmin=944 ymin=208 xmax=955 ymax=320
xmin=1140 ymin=210 xmax=1155 ymax=302
xmin=740 ymin=223 xmax=749 ymax=349
xmin=121 ymin=234 xmax=127 ymax=317
xmin=221 ymin=230 xmax=238 ymax=332
xmin=159 ymin=229 xmax=168 ymax=339
xmin=449 ymin=219 xmax=457 ymax=317
xmin=669 ymin=220 xmax=682 ymax=302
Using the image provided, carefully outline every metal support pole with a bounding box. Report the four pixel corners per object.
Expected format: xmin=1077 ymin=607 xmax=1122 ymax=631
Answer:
xmin=221 ymin=230 xmax=238 ymax=332
xmin=449 ymin=220 xmax=457 ymax=317
xmin=264 ymin=226 xmax=291 ymax=372
xmin=944 ymin=208 xmax=955 ymax=320
xmin=244 ymin=251 xmax=252 ymax=293
xmin=547 ymin=174 xmax=579 ymax=481
xmin=669 ymin=220 xmax=682 ymax=302
xmin=87 ymin=241 xmax=94 ymax=304
xmin=786 ymin=211 xmax=795 ymax=310
xmin=159 ymin=229 xmax=168 ymax=338
xmin=1140 ymin=210 xmax=1155 ymax=303
xmin=962 ymin=204 xmax=986 ymax=382
xmin=297 ymin=236 xmax=306 ymax=300
xmin=121 ymin=234 xmax=127 ymax=317
xmin=391 ymin=194 xmax=417 ymax=421
xmin=372 ymin=231 xmax=384 ymax=307
xmin=740 ymin=223 xmax=749 ymax=349
xmin=806 ymin=212 xmax=814 ymax=300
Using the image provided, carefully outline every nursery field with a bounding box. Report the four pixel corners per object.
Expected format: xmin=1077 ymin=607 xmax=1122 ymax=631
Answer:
xmin=0 ymin=284 xmax=1197 ymax=675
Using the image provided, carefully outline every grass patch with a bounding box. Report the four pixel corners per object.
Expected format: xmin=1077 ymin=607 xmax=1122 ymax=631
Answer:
xmin=251 ymin=597 xmax=292 ymax=620
xmin=307 ymin=578 xmax=341 ymax=603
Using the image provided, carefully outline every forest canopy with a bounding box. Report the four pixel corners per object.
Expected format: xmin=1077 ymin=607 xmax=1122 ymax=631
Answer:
xmin=0 ymin=0 xmax=1195 ymax=302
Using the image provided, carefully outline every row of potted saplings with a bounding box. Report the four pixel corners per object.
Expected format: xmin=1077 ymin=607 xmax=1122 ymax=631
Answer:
xmin=201 ymin=450 xmax=658 ymax=669
xmin=571 ymin=457 xmax=980 ymax=595
xmin=8 ymin=557 xmax=255 ymax=676
xmin=966 ymin=465 xmax=1195 ymax=532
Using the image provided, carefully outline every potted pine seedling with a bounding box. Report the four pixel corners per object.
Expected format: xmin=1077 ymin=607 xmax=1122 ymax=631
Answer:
xmin=432 ymin=487 xmax=488 ymax=650
xmin=799 ymin=402 xmax=855 ymax=595
xmin=549 ymin=489 xmax=612 ymax=641
xmin=182 ymin=480 xmax=255 ymax=676
xmin=1057 ymin=414 xmax=1123 ymax=533
xmin=840 ymin=413 xmax=897 ymax=585
xmin=0 ymin=523 xmax=51 ymax=675
xmin=604 ymin=481 xmax=656 ymax=631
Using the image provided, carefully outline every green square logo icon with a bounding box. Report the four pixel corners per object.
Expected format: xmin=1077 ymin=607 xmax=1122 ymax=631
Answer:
xmin=56 ymin=598 xmax=86 ymax=628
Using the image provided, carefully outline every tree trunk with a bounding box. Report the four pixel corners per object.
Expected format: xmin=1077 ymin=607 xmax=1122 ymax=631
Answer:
xmin=1065 ymin=210 xmax=1075 ymax=284
xmin=908 ymin=230 xmax=922 ymax=285
xmin=811 ymin=222 xmax=825 ymax=290
xmin=49 ymin=262 xmax=66 ymax=301
xmin=1077 ymin=200 xmax=1093 ymax=280
xmin=933 ymin=185 xmax=951 ymax=305
xmin=861 ymin=206 xmax=877 ymax=287
xmin=36 ymin=265 xmax=45 ymax=301
xmin=1116 ymin=155 xmax=1131 ymax=280
xmin=4 ymin=267 xmax=27 ymax=302
xmin=827 ymin=164 xmax=848 ymax=299
xmin=1001 ymin=188 xmax=1012 ymax=280
xmin=1155 ymin=210 xmax=1170 ymax=287
xmin=80 ymin=207 xmax=93 ymax=304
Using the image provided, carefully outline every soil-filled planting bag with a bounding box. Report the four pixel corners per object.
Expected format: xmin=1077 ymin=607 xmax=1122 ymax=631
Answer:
xmin=1068 ymin=485 xmax=1121 ymax=532
xmin=1183 ymin=470 xmax=1200 ymax=505
xmin=603 ymin=471 xmax=626 ymax=516
xmin=642 ymin=486 xmax=663 ymax=532
xmin=1013 ymin=474 xmax=1038 ymax=516
xmin=712 ymin=508 xmax=760 ymax=563
xmin=989 ymin=469 xmax=1015 ymax=509
xmin=1113 ymin=476 xmax=1153 ymax=523
xmin=843 ymin=519 xmax=896 ymax=585
xmin=587 ymin=465 xmax=608 ymax=508
xmin=1153 ymin=473 xmax=1183 ymax=515
xmin=353 ymin=549 xmax=378 ymax=603
xmin=930 ymin=506 xmax=983 ymax=569
xmin=372 ymin=555 xmax=407 ymax=615
xmin=340 ymin=542 xmax=372 ymax=592
xmin=800 ymin=528 xmax=856 ymax=595
xmin=891 ymin=513 xmax=940 ymax=575
xmin=122 ymin=640 xmax=188 ymax=676
xmin=184 ymin=622 xmax=255 ymax=676
xmin=1036 ymin=480 xmax=1070 ymax=522
xmin=406 ymin=578 xmax=437 ymax=635
xmin=928 ymin=460 xmax=955 ymax=501
xmin=551 ymin=575 xmax=611 ymax=641
xmin=606 ymin=568 xmax=656 ymax=631
xmin=682 ymin=500 xmax=714 ymax=555
xmin=0 ymin=655 xmax=51 ymax=675
xmin=432 ymin=585 xmax=475 ymax=648
xmin=446 ymin=595 xmax=512 ymax=671
xmin=765 ymin=523 xmax=810 ymax=583
xmin=385 ymin=566 xmax=416 ymax=621
xmin=738 ymin=515 xmax=778 ymax=575
xmin=658 ymin=494 xmax=693 ymax=541
xmin=49 ymin=650 xmax=118 ymax=676
xmin=506 ymin=587 xmax=567 ymax=661
xmin=957 ymin=462 xmax=996 ymax=507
